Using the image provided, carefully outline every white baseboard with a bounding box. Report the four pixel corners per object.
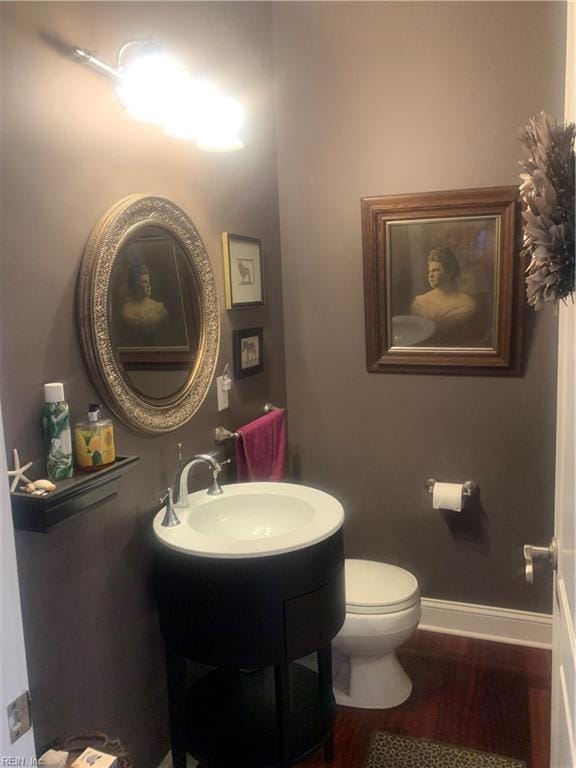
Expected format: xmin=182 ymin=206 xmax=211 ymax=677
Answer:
xmin=420 ymin=597 xmax=552 ymax=649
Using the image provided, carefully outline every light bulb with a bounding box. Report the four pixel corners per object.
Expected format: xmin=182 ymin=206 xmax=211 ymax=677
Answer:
xmin=195 ymin=94 xmax=244 ymax=152
xmin=116 ymin=53 xmax=189 ymax=126
xmin=163 ymin=80 xmax=218 ymax=141
xmin=113 ymin=46 xmax=244 ymax=151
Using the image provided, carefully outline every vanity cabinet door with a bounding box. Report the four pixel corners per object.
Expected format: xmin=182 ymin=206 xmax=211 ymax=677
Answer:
xmin=284 ymin=568 xmax=346 ymax=660
xmin=154 ymin=528 xmax=345 ymax=667
xmin=154 ymin=548 xmax=287 ymax=667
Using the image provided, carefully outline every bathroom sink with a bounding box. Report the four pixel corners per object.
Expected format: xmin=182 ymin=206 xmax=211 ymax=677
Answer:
xmin=153 ymin=481 xmax=344 ymax=558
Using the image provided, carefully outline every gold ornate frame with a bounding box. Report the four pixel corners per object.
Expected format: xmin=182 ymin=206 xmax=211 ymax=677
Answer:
xmin=77 ymin=195 xmax=220 ymax=433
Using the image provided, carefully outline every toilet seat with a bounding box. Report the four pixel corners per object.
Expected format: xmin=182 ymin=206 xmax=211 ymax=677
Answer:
xmin=344 ymin=559 xmax=420 ymax=615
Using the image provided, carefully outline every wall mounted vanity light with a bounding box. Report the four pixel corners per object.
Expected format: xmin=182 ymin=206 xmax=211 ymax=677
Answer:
xmin=74 ymin=40 xmax=244 ymax=152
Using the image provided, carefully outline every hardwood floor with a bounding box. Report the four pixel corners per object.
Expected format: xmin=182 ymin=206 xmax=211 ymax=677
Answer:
xmin=301 ymin=630 xmax=551 ymax=768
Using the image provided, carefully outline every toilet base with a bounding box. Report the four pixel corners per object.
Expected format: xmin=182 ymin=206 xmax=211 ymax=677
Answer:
xmin=333 ymin=650 xmax=412 ymax=709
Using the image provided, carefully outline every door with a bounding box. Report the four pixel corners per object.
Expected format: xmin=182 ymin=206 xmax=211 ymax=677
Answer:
xmin=550 ymin=294 xmax=576 ymax=763
xmin=550 ymin=5 xmax=575 ymax=763
xmin=524 ymin=6 xmax=576 ymax=765
xmin=0 ymin=400 xmax=34 ymax=757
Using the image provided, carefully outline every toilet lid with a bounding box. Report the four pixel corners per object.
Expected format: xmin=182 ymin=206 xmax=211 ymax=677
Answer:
xmin=344 ymin=559 xmax=420 ymax=615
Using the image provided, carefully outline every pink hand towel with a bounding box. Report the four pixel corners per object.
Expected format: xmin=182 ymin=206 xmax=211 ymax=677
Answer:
xmin=235 ymin=409 xmax=286 ymax=482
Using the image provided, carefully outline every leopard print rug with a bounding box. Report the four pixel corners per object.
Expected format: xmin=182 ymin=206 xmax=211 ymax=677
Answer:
xmin=364 ymin=731 xmax=525 ymax=768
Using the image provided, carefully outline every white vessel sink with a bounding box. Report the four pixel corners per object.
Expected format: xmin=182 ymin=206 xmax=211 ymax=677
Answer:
xmin=153 ymin=482 xmax=344 ymax=559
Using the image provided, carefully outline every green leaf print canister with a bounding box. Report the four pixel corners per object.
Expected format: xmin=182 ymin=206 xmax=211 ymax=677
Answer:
xmin=42 ymin=382 xmax=74 ymax=481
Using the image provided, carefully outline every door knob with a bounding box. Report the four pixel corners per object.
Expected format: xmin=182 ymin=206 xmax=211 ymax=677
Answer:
xmin=523 ymin=538 xmax=557 ymax=583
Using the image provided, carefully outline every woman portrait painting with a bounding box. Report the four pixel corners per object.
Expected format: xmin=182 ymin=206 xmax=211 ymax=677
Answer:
xmin=388 ymin=217 xmax=498 ymax=349
xmin=121 ymin=261 xmax=169 ymax=343
xmin=410 ymin=247 xmax=477 ymax=345
xmin=111 ymin=230 xmax=192 ymax=353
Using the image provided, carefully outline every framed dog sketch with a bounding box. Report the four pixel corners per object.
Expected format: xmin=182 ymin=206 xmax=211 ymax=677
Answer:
xmin=362 ymin=187 xmax=523 ymax=375
xmin=233 ymin=327 xmax=264 ymax=379
xmin=222 ymin=233 xmax=264 ymax=309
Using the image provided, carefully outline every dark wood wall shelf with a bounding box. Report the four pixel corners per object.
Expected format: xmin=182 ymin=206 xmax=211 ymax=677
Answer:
xmin=11 ymin=455 xmax=139 ymax=532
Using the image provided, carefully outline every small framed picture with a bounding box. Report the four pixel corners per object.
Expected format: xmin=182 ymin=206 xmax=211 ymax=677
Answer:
xmin=222 ymin=233 xmax=264 ymax=309
xmin=233 ymin=327 xmax=264 ymax=379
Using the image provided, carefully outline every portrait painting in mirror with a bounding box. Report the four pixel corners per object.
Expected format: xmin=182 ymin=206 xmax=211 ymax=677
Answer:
xmin=111 ymin=227 xmax=200 ymax=365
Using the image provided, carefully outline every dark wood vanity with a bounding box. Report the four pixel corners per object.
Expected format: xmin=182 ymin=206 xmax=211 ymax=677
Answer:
xmin=154 ymin=528 xmax=345 ymax=768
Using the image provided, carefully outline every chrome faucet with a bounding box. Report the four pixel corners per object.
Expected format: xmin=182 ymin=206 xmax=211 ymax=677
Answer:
xmin=159 ymin=487 xmax=180 ymax=528
xmin=174 ymin=453 xmax=230 ymax=510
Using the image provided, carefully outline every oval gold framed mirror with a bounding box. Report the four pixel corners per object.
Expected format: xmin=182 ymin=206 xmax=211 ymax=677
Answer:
xmin=77 ymin=195 xmax=220 ymax=433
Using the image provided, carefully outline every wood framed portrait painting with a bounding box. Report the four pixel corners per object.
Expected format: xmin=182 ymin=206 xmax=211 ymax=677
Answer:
xmin=362 ymin=187 xmax=523 ymax=375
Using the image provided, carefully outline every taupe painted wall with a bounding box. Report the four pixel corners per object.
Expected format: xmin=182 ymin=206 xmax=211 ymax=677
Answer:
xmin=273 ymin=2 xmax=564 ymax=613
xmin=0 ymin=1 xmax=565 ymax=762
xmin=0 ymin=3 xmax=284 ymax=764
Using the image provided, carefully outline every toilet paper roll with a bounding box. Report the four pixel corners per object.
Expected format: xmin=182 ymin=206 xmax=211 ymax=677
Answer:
xmin=432 ymin=482 xmax=463 ymax=511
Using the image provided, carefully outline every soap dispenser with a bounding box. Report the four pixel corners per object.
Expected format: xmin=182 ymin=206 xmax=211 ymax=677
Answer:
xmin=75 ymin=404 xmax=116 ymax=471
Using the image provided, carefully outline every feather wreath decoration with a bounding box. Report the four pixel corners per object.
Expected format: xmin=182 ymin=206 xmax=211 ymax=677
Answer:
xmin=519 ymin=112 xmax=575 ymax=310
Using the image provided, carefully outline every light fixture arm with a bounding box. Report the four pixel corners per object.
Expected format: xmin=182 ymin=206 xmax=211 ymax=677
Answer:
xmin=73 ymin=47 xmax=122 ymax=84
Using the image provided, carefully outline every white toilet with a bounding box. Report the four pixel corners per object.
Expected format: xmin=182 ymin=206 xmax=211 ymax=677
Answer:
xmin=332 ymin=559 xmax=421 ymax=709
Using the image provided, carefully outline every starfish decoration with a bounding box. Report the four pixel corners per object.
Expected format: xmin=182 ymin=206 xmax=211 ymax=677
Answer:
xmin=7 ymin=449 xmax=33 ymax=493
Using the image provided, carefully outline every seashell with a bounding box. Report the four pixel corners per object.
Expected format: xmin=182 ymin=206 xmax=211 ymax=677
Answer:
xmin=33 ymin=479 xmax=56 ymax=492
xmin=23 ymin=482 xmax=37 ymax=494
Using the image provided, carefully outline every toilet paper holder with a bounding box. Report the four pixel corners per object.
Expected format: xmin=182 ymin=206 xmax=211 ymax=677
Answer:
xmin=425 ymin=478 xmax=478 ymax=500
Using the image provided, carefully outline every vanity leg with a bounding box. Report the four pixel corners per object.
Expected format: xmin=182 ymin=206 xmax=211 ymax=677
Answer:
xmin=165 ymin=645 xmax=187 ymax=768
xmin=323 ymin=733 xmax=335 ymax=763
xmin=317 ymin=644 xmax=335 ymax=763
xmin=274 ymin=662 xmax=291 ymax=768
